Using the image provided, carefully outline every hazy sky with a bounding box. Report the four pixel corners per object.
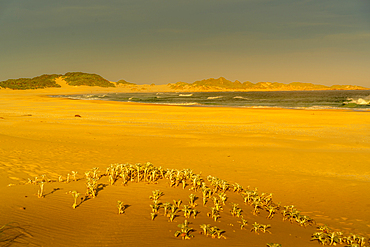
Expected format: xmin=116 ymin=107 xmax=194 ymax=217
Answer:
xmin=1 ymin=0 xmax=369 ymax=86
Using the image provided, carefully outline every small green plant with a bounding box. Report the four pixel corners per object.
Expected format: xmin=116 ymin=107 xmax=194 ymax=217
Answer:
xmin=251 ymin=222 xmax=260 ymax=234
xmin=71 ymin=191 xmax=80 ymax=209
xmin=267 ymin=244 xmax=282 ymax=247
xmin=182 ymin=205 xmax=192 ymax=218
xmin=251 ymin=222 xmax=271 ymax=234
xmin=203 ymin=225 xmax=226 ymax=239
xmin=232 ymin=183 xmax=244 ymax=193
xmin=238 ymin=217 xmax=248 ymax=230
xmin=71 ymin=171 xmax=78 ymax=181
xmin=191 ymin=209 xmax=199 ymax=219
xmin=200 ymin=224 xmax=211 ymax=236
xmin=85 ymin=177 xmax=99 ymax=198
xmin=218 ymin=192 xmax=227 ymax=205
xmin=37 ymin=182 xmax=44 ymax=198
xmin=259 ymin=224 xmax=271 ymax=234
xmin=162 ymin=202 xmax=171 ymax=216
xmin=168 ymin=209 xmax=179 ymax=222
xmin=173 ymin=199 xmax=182 ymax=208
xmin=230 ymin=202 xmax=242 ymax=217
xmin=150 ymin=203 xmax=160 ymax=213
xmin=189 ymin=194 xmax=197 ymax=207
xmin=149 ymin=190 xmax=164 ymax=201
xmin=265 ymin=204 xmax=279 ymax=219
xmin=207 ymin=207 xmax=221 ymax=222
xmin=117 ymin=201 xmax=125 ymax=214
xmin=150 ymin=212 xmax=157 ymax=220
xmin=201 ymin=187 xmax=212 ymax=206
xmin=174 ymin=220 xmax=194 ymax=240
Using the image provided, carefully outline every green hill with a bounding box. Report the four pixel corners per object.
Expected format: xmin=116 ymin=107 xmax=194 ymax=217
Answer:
xmin=0 ymin=72 xmax=116 ymax=90
xmin=62 ymin=72 xmax=115 ymax=87
xmin=0 ymin=74 xmax=61 ymax=90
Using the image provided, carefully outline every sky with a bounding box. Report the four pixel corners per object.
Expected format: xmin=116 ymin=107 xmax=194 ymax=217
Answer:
xmin=1 ymin=0 xmax=369 ymax=87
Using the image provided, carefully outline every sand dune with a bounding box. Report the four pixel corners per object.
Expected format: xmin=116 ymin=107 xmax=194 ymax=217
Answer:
xmin=0 ymin=87 xmax=369 ymax=246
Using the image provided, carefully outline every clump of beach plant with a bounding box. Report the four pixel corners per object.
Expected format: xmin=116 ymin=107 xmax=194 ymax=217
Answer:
xmin=37 ymin=182 xmax=44 ymax=198
xmin=251 ymin=222 xmax=271 ymax=234
xmin=191 ymin=209 xmax=199 ymax=219
xmin=201 ymin=186 xmax=212 ymax=206
xmin=237 ymin=217 xmax=248 ymax=230
xmin=189 ymin=174 xmax=203 ymax=191
xmin=230 ymin=202 xmax=242 ymax=217
xmin=117 ymin=201 xmax=125 ymax=214
xmin=199 ymin=224 xmax=226 ymax=239
xmin=149 ymin=190 xmax=164 ymax=201
xmin=311 ymin=225 xmax=367 ymax=246
xmin=70 ymin=191 xmax=80 ymax=209
xmin=266 ymin=204 xmax=280 ymax=219
xmin=173 ymin=199 xmax=182 ymax=208
xmin=282 ymin=205 xmax=314 ymax=226
xmin=218 ymin=192 xmax=227 ymax=205
xmin=232 ymin=183 xmax=244 ymax=193
xmin=162 ymin=202 xmax=171 ymax=216
xmin=211 ymin=196 xmax=223 ymax=211
xmin=207 ymin=176 xmax=229 ymax=193
xmin=188 ymin=194 xmax=197 ymax=208
xmin=85 ymin=177 xmax=99 ymax=198
xmin=150 ymin=212 xmax=157 ymax=220
xmin=168 ymin=209 xmax=179 ymax=222
xmin=207 ymin=207 xmax=221 ymax=222
xmin=71 ymin=171 xmax=78 ymax=181
xmin=174 ymin=220 xmax=194 ymax=240
xmin=267 ymin=244 xmax=282 ymax=247
xmin=150 ymin=201 xmax=161 ymax=213
xmin=182 ymin=205 xmax=192 ymax=218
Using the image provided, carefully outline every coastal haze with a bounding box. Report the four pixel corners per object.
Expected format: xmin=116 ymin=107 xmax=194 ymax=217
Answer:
xmin=1 ymin=1 xmax=370 ymax=87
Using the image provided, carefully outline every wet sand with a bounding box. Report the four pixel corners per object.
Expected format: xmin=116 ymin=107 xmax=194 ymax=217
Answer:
xmin=0 ymin=86 xmax=369 ymax=246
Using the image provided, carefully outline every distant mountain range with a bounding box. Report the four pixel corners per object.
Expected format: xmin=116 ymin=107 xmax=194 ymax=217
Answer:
xmin=168 ymin=77 xmax=368 ymax=91
xmin=0 ymin=72 xmax=368 ymax=91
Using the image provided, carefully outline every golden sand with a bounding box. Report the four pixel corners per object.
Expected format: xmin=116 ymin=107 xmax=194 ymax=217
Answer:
xmin=0 ymin=85 xmax=369 ymax=246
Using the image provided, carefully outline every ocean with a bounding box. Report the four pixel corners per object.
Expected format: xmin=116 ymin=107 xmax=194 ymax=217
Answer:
xmin=52 ymin=90 xmax=370 ymax=110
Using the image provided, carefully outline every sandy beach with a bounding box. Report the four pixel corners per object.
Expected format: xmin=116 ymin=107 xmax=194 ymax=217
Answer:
xmin=0 ymin=86 xmax=369 ymax=246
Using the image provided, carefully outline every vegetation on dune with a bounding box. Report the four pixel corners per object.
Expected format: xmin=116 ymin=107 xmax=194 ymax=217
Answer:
xmin=116 ymin=79 xmax=136 ymax=86
xmin=0 ymin=72 xmax=115 ymax=89
xmin=0 ymin=74 xmax=61 ymax=90
xmin=62 ymin=72 xmax=115 ymax=87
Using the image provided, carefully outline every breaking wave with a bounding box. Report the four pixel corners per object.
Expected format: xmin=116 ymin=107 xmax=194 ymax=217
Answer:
xmin=233 ymin=96 xmax=249 ymax=100
xmin=344 ymin=96 xmax=370 ymax=105
xmin=207 ymin=96 xmax=223 ymax=100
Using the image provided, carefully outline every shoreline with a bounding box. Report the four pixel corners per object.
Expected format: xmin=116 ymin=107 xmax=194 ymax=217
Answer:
xmin=1 ymin=87 xmax=369 ymax=246
xmin=45 ymin=89 xmax=370 ymax=112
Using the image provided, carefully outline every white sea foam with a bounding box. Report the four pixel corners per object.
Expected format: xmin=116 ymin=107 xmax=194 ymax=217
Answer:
xmin=233 ymin=96 xmax=249 ymax=100
xmin=207 ymin=96 xmax=223 ymax=100
xmin=345 ymin=96 xmax=370 ymax=105
xmin=179 ymin=94 xmax=193 ymax=97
